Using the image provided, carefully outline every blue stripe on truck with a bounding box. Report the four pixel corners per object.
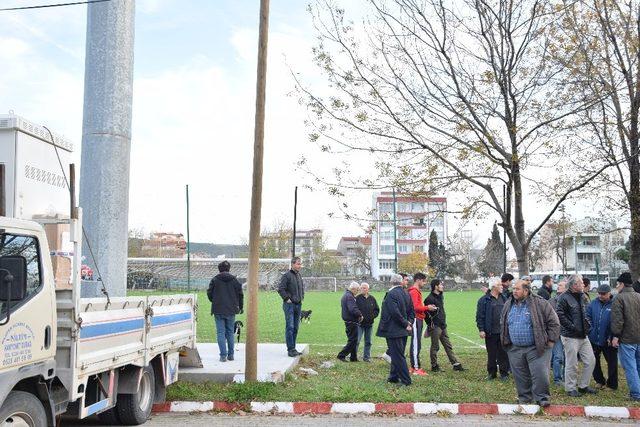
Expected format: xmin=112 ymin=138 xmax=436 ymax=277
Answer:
xmin=151 ymin=311 xmax=192 ymax=327
xmin=79 ymin=318 xmax=145 ymax=340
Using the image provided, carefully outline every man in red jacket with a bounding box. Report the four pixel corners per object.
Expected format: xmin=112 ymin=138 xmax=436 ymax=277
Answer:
xmin=408 ymin=272 xmax=437 ymax=375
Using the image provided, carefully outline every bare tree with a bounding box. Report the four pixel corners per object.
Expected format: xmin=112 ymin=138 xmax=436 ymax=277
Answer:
xmin=352 ymin=243 xmax=372 ymax=276
xmin=556 ymin=0 xmax=640 ymax=279
xmin=299 ymin=0 xmax=612 ymax=275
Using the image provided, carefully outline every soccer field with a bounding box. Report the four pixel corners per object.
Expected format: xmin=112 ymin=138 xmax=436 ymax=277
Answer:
xmin=132 ymin=289 xmax=486 ymax=352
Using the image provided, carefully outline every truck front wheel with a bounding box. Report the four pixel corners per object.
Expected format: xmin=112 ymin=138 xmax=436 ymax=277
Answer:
xmin=0 ymin=391 xmax=47 ymax=427
xmin=116 ymin=365 xmax=155 ymax=425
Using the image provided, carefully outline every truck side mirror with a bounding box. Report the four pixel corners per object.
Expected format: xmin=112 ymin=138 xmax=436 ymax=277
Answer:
xmin=0 ymin=256 xmax=28 ymax=302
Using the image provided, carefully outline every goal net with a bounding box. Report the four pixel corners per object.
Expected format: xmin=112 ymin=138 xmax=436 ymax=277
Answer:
xmin=127 ymin=257 xmax=291 ymax=291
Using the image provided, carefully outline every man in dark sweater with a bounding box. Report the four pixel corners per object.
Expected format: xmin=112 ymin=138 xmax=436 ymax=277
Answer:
xmin=425 ymin=279 xmax=464 ymax=372
xmin=556 ymin=274 xmax=597 ymax=396
xmin=356 ymin=282 xmax=379 ymax=362
xmin=476 ymin=278 xmax=509 ymax=380
xmin=207 ymin=260 xmax=244 ymax=362
xmin=278 ymin=256 xmax=305 ymax=357
xmin=537 ymin=275 xmax=553 ymax=301
xmin=337 ymin=282 xmax=364 ymax=362
xmin=377 ymin=274 xmax=414 ymax=386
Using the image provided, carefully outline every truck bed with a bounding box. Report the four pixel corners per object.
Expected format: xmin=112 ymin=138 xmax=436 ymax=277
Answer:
xmin=56 ymin=291 xmax=196 ymax=400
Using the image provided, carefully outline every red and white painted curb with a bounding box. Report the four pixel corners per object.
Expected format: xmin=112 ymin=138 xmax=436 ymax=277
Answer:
xmin=153 ymin=401 xmax=640 ymax=419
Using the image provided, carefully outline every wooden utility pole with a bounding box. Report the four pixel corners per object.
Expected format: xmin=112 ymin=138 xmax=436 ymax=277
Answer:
xmin=245 ymin=0 xmax=270 ymax=382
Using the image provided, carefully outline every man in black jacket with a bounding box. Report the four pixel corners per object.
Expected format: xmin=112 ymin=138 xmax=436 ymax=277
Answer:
xmin=476 ymin=278 xmax=509 ymax=380
xmin=337 ymin=282 xmax=364 ymax=362
xmin=537 ymin=275 xmax=553 ymax=301
xmin=425 ymin=279 xmax=464 ymax=372
xmin=356 ymin=282 xmax=379 ymax=362
xmin=556 ymin=274 xmax=597 ymax=396
xmin=376 ymin=274 xmax=414 ymax=386
xmin=278 ymin=256 xmax=305 ymax=357
xmin=207 ymin=260 xmax=244 ymax=362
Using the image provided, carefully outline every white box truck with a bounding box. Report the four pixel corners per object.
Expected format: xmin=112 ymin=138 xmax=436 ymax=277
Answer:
xmin=0 ymin=114 xmax=197 ymax=426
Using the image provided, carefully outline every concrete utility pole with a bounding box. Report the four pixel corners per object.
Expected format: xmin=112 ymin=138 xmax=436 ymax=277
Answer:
xmin=79 ymin=0 xmax=135 ymax=297
xmin=245 ymin=0 xmax=271 ymax=382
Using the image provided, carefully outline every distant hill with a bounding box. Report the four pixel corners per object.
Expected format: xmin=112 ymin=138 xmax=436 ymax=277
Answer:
xmin=188 ymin=242 xmax=248 ymax=258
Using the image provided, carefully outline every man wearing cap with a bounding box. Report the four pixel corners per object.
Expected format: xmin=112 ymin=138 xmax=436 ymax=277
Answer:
xmin=377 ymin=273 xmax=414 ymax=386
xmin=586 ymin=284 xmax=617 ymax=390
xmin=611 ymin=272 xmax=640 ymax=401
xmin=556 ymin=274 xmax=598 ymax=396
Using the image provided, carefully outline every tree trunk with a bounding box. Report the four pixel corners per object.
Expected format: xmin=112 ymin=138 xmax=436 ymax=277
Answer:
xmin=515 ymin=244 xmax=529 ymax=277
xmin=628 ymin=163 xmax=640 ymax=281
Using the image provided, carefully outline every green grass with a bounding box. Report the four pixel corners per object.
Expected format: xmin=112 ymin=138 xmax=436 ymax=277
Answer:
xmin=130 ymin=289 xmax=485 ymax=349
xmin=130 ymin=289 xmax=640 ymax=406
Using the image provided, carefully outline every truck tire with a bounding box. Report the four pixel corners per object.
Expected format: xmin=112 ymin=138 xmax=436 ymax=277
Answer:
xmin=116 ymin=365 xmax=155 ymax=425
xmin=0 ymin=391 xmax=47 ymax=427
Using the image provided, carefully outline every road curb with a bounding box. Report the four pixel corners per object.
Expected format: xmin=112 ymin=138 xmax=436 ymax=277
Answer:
xmin=153 ymin=401 xmax=640 ymax=419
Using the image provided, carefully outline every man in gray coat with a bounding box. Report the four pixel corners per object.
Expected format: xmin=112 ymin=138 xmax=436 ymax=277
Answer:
xmin=501 ymin=280 xmax=560 ymax=407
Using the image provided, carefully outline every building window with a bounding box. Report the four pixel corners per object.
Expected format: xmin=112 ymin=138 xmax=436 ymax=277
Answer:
xmin=413 ymin=217 xmax=425 ymax=226
xmin=379 ymin=260 xmax=396 ymax=270
xmin=413 ymin=245 xmax=424 ymax=252
xmin=380 ymin=229 xmax=394 ymax=240
xmin=379 ymin=203 xmax=393 ymax=214
xmin=411 ymin=202 xmax=423 ymax=212
xmin=398 ymin=244 xmax=409 ymax=253
xmin=411 ymin=229 xmax=426 ymax=239
xmin=379 ymin=245 xmax=395 ymax=255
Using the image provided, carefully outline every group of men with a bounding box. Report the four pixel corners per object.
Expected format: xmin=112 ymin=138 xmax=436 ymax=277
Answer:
xmin=475 ymin=271 xmax=640 ymax=405
xmin=339 ymin=272 xmax=464 ymax=386
xmin=206 ymin=255 xmax=640 ymax=405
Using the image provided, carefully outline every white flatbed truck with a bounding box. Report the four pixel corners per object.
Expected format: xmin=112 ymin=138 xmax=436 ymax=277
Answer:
xmin=0 ymin=115 xmax=197 ymax=426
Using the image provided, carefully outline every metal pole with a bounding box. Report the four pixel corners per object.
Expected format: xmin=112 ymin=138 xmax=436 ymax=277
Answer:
xmin=503 ymin=185 xmax=507 ymax=273
xmin=595 ymin=256 xmax=600 ymax=286
xmin=0 ymin=164 xmax=5 ymax=216
xmin=186 ymin=184 xmax=191 ymax=290
xmin=79 ymin=0 xmax=135 ymax=297
xmin=292 ymin=186 xmax=298 ymax=259
xmin=392 ymin=188 xmax=398 ymax=272
xmin=245 ymin=0 xmax=270 ymax=382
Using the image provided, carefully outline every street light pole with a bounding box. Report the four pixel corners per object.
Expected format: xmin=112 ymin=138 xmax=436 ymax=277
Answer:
xmin=392 ymin=188 xmax=398 ymax=272
xmin=245 ymin=0 xmax=270 ymax=382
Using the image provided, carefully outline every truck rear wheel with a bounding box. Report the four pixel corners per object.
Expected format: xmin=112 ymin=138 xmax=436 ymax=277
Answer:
xmin=116 ymin=365 xmax=155 ymax=425
xmin=0 ymin=391 xmax=47 ymax=427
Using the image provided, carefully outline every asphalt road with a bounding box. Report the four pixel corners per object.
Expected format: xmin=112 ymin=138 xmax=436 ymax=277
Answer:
xmin=65 ymin=413 xmax=640 ymax=426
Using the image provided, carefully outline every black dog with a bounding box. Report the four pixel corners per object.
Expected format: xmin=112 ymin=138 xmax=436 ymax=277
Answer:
xmin=300 ymin=310 xmax=312 ymax=324
xmin=234 ymin=320 xmax=243 ymax=350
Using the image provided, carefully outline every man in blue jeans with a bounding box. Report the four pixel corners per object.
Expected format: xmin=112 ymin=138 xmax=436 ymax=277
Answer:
xmin=550 ymin=280 xmax=566 ymax=386
xmin=356 ymin=282 xmax=379 ymax=362
xmin=207 ymin=260 xmax=244 ymax=362
xmin=278 ymin=256 xmax=305 ymax=357
xmin=611 ymin=272 xmax=640 ymax=401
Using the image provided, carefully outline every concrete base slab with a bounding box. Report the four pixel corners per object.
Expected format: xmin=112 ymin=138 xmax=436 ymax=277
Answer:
xmin=179 ymin=343 xmax=309 ymax=384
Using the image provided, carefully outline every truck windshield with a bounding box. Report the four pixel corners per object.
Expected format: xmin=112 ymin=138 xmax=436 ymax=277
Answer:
xmin=0 ymin=234 xmax=41 ymax=315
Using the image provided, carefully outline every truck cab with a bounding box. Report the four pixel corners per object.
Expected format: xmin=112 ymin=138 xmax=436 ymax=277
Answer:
xmin=0 ymin=115 xmax=197 ymax=426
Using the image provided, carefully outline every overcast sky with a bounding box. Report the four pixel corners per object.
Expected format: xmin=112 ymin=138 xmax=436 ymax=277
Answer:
xmin=0 ymin=0 xmax=612 ymax=251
